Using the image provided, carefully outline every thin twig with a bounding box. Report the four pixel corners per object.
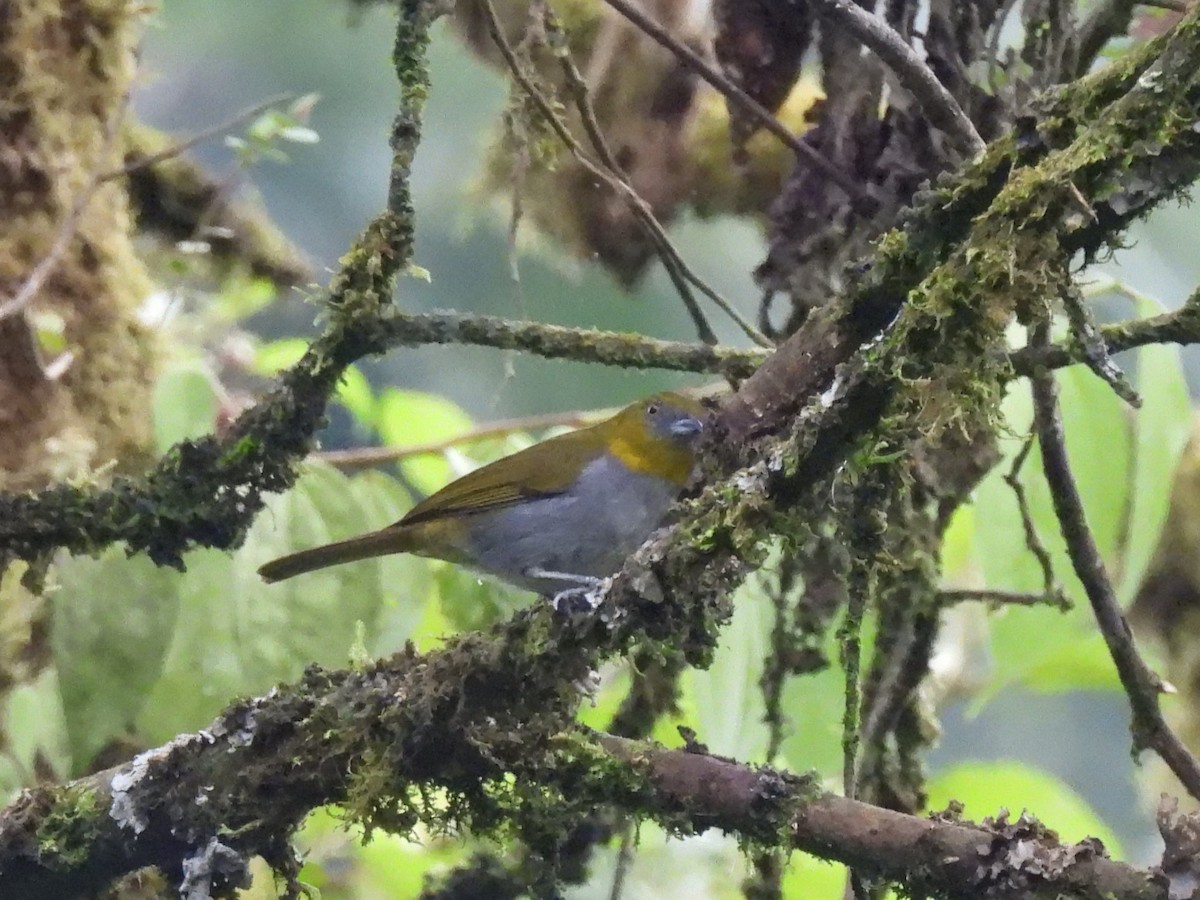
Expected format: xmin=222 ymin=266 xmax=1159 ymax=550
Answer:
xmin=0 ymin=93 xmax=131 ymax=321
xmin=607 ymin=826 xmax=634 ymax=900
xmin=315 ymin=407 xmax=603 ymax=468
xmin=939 ymin=588 xmax=1071 ymax=609
xmin=600 ymin=0 xmax=871 ymax=206
xmin=1030 ymin=316 xmax=1200 ymax=802
xmin=99 ymin=93 xmax=296 ymax=182
xmin=986 ymin=0 xmax=1021 ymax=93
xmin=1003 ymin=435 xmax=1065 ymax=605
xmin=1059 ymin=282 xmax=1141 ymax=406
xmin=808 ymin=0 xmax=986 ymax=158
xmin=376 ymin=308 xmax=769 ymax=375
xmin=540 ymin=6 xmax=772 ymax=349
xmin=480 ymin=0 xmax=718 ymax=346
xmin=1008 ymin=287 xmax=1200 ymax=374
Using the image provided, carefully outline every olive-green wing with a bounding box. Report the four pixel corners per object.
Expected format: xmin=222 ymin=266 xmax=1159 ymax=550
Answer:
xmin=396 ymin=427 xmax=604 ymax=525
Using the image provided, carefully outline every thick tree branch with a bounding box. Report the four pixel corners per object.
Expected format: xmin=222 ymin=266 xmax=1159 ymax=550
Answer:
xmin=0 ymin=651 xmax=1169 ymax=900
xmin=5 ymin=6 xmax=1200 ymax=895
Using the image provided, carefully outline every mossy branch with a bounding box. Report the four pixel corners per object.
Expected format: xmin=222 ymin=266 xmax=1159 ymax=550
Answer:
xmin=0 ymin=3 xmax=444 ymax=573
xmin=0 ymin=646 xmax=1168 ymax=899
xmin=378 ymin=310 xmax=769 ymax=376
xmin=6 ymin=4 xmax=1200 ymax=896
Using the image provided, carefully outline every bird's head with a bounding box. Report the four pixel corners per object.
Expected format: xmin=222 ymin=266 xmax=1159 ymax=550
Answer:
xmin=603 ymin=392 xmax=708 ymax=484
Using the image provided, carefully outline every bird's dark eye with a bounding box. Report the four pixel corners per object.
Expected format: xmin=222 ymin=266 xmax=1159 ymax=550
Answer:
xmin=646 ymin=403 xmax=659 ymax=415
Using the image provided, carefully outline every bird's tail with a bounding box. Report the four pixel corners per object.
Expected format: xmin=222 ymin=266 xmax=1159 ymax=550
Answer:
xmin=258 ymin=526 xmax=415 ymax=583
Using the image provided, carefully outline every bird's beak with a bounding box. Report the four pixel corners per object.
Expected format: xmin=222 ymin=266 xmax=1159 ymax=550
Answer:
xmin=669 ymin=416 xmax=703 ymax=437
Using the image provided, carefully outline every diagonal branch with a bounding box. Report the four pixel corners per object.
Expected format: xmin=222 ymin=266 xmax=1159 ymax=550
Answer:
xmin=1030 ymin=316 xmax=1200 ymax=801
xmin=481 ymin=0 xmax=722 ymax=346
xmin=0 ymin=648 xmax=1169 ymax=899
xmin=808 ymin=0 xmax=985 ymax=157
xmin=600 ymin=0 xmax=870 ymax=206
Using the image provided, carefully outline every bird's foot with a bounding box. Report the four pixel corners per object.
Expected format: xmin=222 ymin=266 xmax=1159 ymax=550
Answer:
xmin=525 ymin=568 xmax=605 ymax=614
xmin=574 ymin=668 xmax=602 ymax=705
xmin=550 ymin=585 xmax=603 ymax=615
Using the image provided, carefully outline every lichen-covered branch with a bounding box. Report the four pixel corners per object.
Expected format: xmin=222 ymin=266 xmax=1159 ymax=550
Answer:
xmin=5 ymin=5 xmax=1200 ymax=895
xmin=0 ymin=1 xmax=445 ymax=572
xmin=1009 ymin=288 xmax=1200 ymax=375
xmin=378 ymin=310 xmax=768 ymax=376
xmin=0 ymin=647 xmax=1167 ymax=899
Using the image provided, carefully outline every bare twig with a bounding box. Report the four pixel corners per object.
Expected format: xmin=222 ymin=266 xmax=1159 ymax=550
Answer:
xmin=939 ymin=588 xmax=1071 ymax=609
xmin=1059 ymin=283 xmax=1141 ymax=406
xmin=100 ymin=93 xmax=296 ymax=182
xmin=600 ymin=0 xmax=871 ymax=205
xmin=1030 ymin=317 xmax=1200 ymax=801
xmin=314 ymin=407 xmax=603 ymax=468
xmin=481 ymin=0 xmax=719 ymax=347
xmin=809 ymin=0 xmax=985 ymax=157
xmin=1003 ymin=435 xmax=1066 ymax=606
xmin=540 ymin=6 xmax=772 ymax=349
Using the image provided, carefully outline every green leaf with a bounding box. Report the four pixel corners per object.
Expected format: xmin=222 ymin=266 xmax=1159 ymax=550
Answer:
xmin=434 ymin=564 xmax=521 ymax=633
xmin=1118 ymin=295 xmax=1192 ymax=602
xmin=53 ymin=551 xmax=182 ymax=771
xmin=968 ymin=371 xmax=1136 ymax=701
xmin=576 ymin=668 xmax=632 ymax=732
xmin=153 ymin=363 xmax=219 ymax=453
xmin=780 ymin=853 xmax=847 ymax=900
xmin=375 ymin=389 xmax=475 ymax=494
xmin=296 ymin=808 xmax=464 ymax=899
xmin=212 ymin=276 xmax=277 ymax=321
xmin=940 ymin=504 xmax=975 ymax=580
xmin=254 ymin=337 xmax=309 ymax=375
xmin=927 ymin=760 xmax=1123 ymax=856
xmin=2 ymin=670 xmax=70 ymax=791
xmin=337 ymin=365 xmax=376 ymax=430
xmin=683 ymin=579 xmax=771 ymax=762
xmin=349 ymin=471 xmax=431 ymax=656
xmin=135 ymin=463 xmax=417 ymax=743
xmin=1057 ymin=364 xmax=1131 ymax=560
xmin=1018 ymin=631 xmax=1118 ymax=693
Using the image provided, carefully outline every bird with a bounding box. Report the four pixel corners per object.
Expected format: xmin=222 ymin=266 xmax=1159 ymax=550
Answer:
xmin=257 ymin=392 xmax=708 ymax=601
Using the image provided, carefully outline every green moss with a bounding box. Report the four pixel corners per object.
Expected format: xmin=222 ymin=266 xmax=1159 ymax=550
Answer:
xmin=37 ymin=785 xmax=105 ymax=870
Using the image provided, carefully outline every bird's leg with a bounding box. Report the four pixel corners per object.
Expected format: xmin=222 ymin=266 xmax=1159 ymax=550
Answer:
xmin=524 ymin=568 xmax=605 ymax=614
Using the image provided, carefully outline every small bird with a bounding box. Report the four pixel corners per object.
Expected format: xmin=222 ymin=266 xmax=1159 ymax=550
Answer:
xmin=258 ymin=392 xmax=708 ymax=599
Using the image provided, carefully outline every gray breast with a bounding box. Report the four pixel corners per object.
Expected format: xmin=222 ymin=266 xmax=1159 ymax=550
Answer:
xmin=464 ymin=453 xmax=684 ymax=595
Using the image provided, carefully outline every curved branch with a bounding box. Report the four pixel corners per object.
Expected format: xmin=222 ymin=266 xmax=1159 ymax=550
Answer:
xmin=1030 ymin=316 xmax=1200 ymax=800
xmin=808 ymin=0 xmax=985 ymax=157
xmin=600 ymin=0 xmax=871 ymax=206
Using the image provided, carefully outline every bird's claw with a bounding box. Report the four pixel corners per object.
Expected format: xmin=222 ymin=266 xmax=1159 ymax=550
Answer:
xmin=551 ymin=585 xmax=602 ymax=615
